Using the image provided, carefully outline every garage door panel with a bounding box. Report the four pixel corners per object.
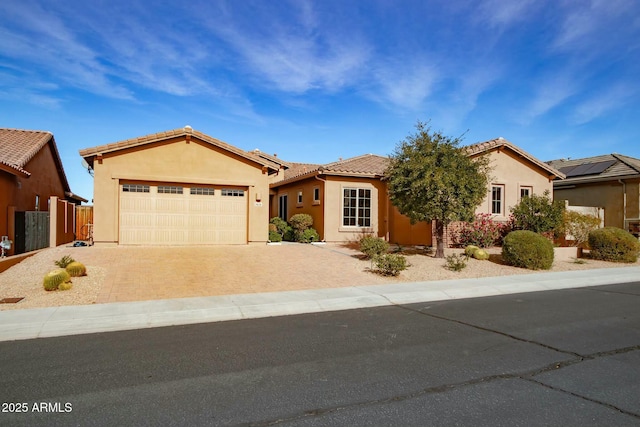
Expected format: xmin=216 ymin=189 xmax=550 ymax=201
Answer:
xmin=119 ymin=184 xmax=247 ymax=245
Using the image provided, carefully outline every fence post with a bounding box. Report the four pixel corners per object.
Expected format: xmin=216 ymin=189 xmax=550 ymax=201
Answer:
xmin=49 ymin=196 xmax=58 ymax=248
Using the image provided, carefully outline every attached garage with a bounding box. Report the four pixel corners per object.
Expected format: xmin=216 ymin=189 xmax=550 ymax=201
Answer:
xmin=119 ymin=183 xmax=248 ymax=245
xmin=79 ymin=126 xmax=280 ymax=246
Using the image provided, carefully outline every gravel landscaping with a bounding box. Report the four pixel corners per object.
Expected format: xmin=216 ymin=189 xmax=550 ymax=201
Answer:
xmin=0 ymin=243 xmax=638 ymax=311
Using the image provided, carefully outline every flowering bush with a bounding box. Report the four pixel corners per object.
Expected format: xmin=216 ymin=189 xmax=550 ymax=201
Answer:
xmin=453 ymin=214 xmax=505 ymax=248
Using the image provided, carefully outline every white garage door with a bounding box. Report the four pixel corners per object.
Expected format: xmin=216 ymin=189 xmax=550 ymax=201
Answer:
xmin=119 ymin=183 xmax=247 ymax=245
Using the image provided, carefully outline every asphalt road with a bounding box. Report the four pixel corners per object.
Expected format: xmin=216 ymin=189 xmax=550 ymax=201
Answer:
xmin=1 ymin=282 xmax=639 ymax=426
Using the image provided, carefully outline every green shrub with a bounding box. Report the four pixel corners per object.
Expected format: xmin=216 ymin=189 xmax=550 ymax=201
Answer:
xmin=588 ymin=227 xmax=640 ymax=263
xmin=563 ymin=211 xmax=601 ymax=247
xmin=268 ymin=231 xmax=283 ymax=242
xmin=299 ymin=228 xmax=320 ymax=243
xmin=54 ymin=255 xmax=75 ymax=268
xmin=43 ymin=269 xmax=71 ymax=291
xmin=360 ymin=236 xmax=389 ymax=259
xmin=65 ymin=261 xmax=87 ymax=277
xmin=445 ymin=253 xmax=468 ymax=272
xmin=270 ymin=217 xmax=294 ymax=241
xmin=374 ymin=254 xmax=407 ymax=276
xmin=289 ymin=213 xmax=313 ymax=233
xmin=502 ymin=230 xmax=554 ymax=270
xmin=464 ymin=245 xmax=479 ymax=257
xmin=510 ymin=190 xmax=565 ymax=238
xmin=473 ymin=249 xmax=490 ymax=260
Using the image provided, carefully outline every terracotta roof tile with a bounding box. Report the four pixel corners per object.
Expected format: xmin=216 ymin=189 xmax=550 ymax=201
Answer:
xmin=79 ymin=127 xmax=280 ymax=172
xmin=0 ymin=128 xmax=54 ymax=176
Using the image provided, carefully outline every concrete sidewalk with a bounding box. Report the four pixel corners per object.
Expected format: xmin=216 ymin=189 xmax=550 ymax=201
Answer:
xmin=1 ymin=266 xmax=638 ymax=342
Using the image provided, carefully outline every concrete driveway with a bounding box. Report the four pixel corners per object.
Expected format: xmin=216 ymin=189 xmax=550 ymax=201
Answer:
xmin=80 ymin=243 xmax=391 ymax=303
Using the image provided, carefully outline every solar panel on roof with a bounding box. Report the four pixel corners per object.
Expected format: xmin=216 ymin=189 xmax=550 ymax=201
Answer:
xmin=564 ymin=160 xmax=616 ymax=178
xmin=558 ymin=165 xmax=578 ymax=175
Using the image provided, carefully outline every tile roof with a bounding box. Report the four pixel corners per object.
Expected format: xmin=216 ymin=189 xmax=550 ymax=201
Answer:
xmin=0 ymin=128 xmax=53 ymax=177
xmin=0 ymin=128 xmax=86 ymax=202
xmin=79 ymin=126 xmax=281 ymax=172
xmin=466 ymin=137 xmax=565 ymax=179
xmin=547 ymin=153 xmax=640 ymax=183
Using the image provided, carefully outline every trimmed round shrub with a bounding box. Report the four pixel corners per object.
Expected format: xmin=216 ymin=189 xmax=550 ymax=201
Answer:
xmin=464 ymin=245 xmax=479 ymax=257
xmin=43 ymin=269 xmax=71 ymax=291
xmin=268 ymin=230 xmax=283 ymax=242
xmin=299 ymin=228 xmax=320 ymax=243
xmin=360 ymin=236 xmax=389 ymax=259
xmin=58 ymin=282 xmax=73 ymax=291
xmin=66 ymin=261 xmax=87 ymax=277
xmin=374 ymin=254 xmax=407 ymax=276
xmin=289 ymin=213 xmax=314 ymax=233
xmin=502 ymin=230 xmax=554 ymax=270
xmin=588 ymin=227 xmax=640 ymax=263
xmin=473 ymin=249 xmax=490 ymax=260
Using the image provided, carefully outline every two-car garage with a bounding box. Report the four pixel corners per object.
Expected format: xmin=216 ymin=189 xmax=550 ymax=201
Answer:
xmin=79 ymin=126 xmax=279 ymax=246
xmin=119 ymin=182 xmax=248 ymax=245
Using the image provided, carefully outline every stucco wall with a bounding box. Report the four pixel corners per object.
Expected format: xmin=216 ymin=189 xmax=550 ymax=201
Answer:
xmin=270 ymin=177 xmax=325 ymax=239
xmin=0 ymin=142 xmax=67 ymax=254
xmin=92 ymin=137 xmax=270 ymax=244
xmin=475 ymin=149 xmax=554 ymax=221
xmin=554 ymin=179 xmax=640 ymax=229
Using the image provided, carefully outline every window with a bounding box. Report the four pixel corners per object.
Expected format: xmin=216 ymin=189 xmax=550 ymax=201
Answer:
xmin=221 ymin=189 xmax=244 ymax=197
xmin=190 ymin=187 xmax=215 ymax=196
xmin=122 ymin=184 xmax=150 ymax=193
xmin=158 ymin=185 xmax=183 ymax=194
xmin=491 ymin=185 xmax=504 ymax=215
xmin=35 ymin=195 xmax=40 ymax=211
xmin=343 ymin=188 xmax=371 ymax=227
xmin=520 ymin=186 xmax=532 ymax=199
xmin=297 ymin=190 xmax=303 ymax=205
xmin=278 ymin=195 xmax=288 ymax=221
xmin=313 ymin=187 xmax=320 ymax=203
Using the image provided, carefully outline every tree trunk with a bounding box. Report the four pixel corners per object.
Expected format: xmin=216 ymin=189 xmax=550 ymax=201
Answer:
xmin=435 ymin=219 xmax=445 ymax=258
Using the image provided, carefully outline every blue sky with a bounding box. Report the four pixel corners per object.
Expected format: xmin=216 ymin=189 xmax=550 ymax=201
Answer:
xmin=1 ymin=0 xmax=639 ymax=202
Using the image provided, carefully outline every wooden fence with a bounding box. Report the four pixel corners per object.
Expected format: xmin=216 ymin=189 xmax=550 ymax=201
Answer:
xmin=75 ymin=205 xmax=94 ymax=241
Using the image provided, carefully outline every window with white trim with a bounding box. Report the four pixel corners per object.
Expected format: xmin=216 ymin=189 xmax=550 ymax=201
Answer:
xmin=343 ymin=188 xmax=371 ymax=227
xmin=122 ymin=184 xmax=150 ymax=193
xmin=491 ymin=185 xmax=504 ymax=215
xmin=520 ymin=186 xmax=532 ymax=199
xmin=297 ymin=190 xmax=303 ymax=205
xmin=158 ymin=185 xmax=183 ymax=194
xmin=313 ymin=187 xmax=320 ymax=203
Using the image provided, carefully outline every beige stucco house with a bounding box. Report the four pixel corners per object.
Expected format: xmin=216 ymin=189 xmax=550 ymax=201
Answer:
xmin=80 ymin=128 xmax=563 ymax=247
xmin=548 ymin=154 xmax=640 ymax=236
xmin=79 ymin=126 xmax=280 ymax=246
xmin=269 ymin=137 xmax=565 ymax=246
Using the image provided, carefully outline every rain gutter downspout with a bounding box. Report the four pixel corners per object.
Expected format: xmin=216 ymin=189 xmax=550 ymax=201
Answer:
xmin=619 ymin=179 xmax=627 ymax=229
xmin=314 ymin=173 xmax=327 ymax=242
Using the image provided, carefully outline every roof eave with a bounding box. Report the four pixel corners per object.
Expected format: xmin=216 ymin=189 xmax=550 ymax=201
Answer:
xmin=553 ymin=173 xmax=640 ymax=186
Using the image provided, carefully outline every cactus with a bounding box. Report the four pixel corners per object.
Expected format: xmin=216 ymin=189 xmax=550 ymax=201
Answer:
xmin=58 ymin=282 xmax=73 ymax=291
xmin=43 ymin=269 xmax=71 ymax=291
xmin=66 ymin=261 xmax=87 ymax=277
xmin=464 ymin=245 xmax=479 ymax=257
xmin=473 ymin=249 xmax=490 ymax=260
xmin=54 ymin=255 xmax=75 ymax=268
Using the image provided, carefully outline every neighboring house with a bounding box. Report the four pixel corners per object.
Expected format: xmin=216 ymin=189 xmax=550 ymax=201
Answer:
xmin=79 ymin=126 xmax=281 ymax=246
xmin=0 ymin=128 xmax=87 ymax=256
xmin=548 ymin=154 xmax=640 ymax=236
xmin=270 ymin=137 xmax=565 ymax=245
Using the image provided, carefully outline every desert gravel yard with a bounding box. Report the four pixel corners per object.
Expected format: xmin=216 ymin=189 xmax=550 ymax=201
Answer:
xmin=1 ymin=242 xmax=638 ymax=311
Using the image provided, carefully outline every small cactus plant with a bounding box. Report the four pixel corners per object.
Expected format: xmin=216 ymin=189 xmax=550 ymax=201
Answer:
xmin=464 ymin=245 xmax=479 ymax=257
xmin=58 ymin=282 xmax=73 ymax=291
xmin=66 ymin=261 xmax=87 ymax=277
xmin=43 ymin=269 xmax=71 ymax=291
xmin=54 ymin=255 xmax=75 ymax=268
xmin=473 ymin=249 xmax=490 ymax=260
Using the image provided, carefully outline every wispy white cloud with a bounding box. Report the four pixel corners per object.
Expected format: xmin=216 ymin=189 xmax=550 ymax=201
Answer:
xmin=571 ymin=83 xmax=637 ymax=124
xmin=516 ymin=74 xmax=579 ymax=124
xmin=476 ymin=0 xmax=537 ymax=27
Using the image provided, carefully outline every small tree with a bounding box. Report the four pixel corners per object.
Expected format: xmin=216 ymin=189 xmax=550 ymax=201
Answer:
xmin=385 ymin=121 xmax=490 ymax=258
xmin=562 ymin=210 xmax=601 ymax=247
xmin=510 ymin=190 xmax=565 ymax=238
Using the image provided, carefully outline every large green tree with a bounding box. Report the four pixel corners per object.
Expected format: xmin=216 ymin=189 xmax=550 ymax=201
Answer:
xmin=386 ymin=122 xmax=490 ymax=258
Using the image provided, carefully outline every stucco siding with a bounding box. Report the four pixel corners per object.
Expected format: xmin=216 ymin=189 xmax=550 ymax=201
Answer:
xmin=92 ymin=137 xmax=269 ymax=244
